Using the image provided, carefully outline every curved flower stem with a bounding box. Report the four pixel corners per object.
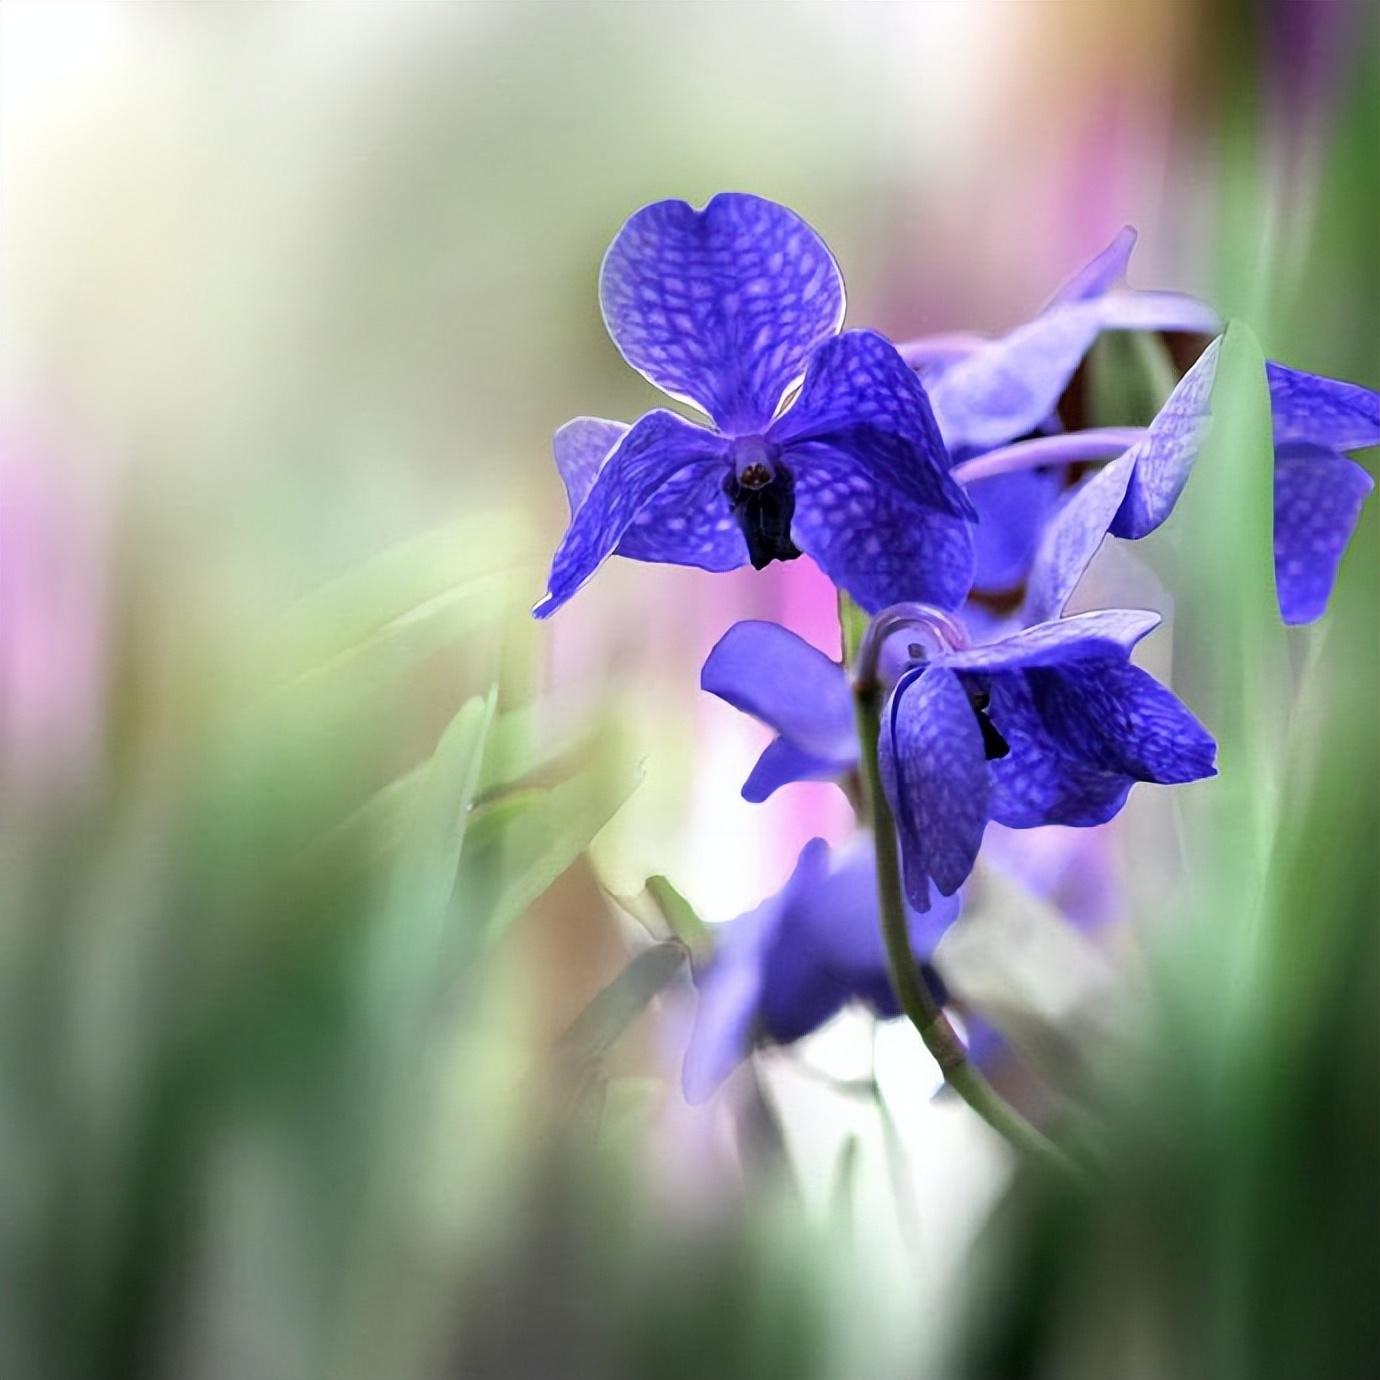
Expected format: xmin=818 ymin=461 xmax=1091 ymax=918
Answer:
xmin=851 ymin=678 xmax=1077 ymax=1174
xmin=951 ymin=427 xmax=1147 ymax=486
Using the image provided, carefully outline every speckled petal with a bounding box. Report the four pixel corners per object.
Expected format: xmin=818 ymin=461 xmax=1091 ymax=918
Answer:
xmin=599 ymin=193 xmax=845 ymax=434
xmin=938 ymin=608 xmax=1161 ymax=675
xmin=789 ymin=435 xmax=977 ymax=613
xmin=1267 ymin=362 xmax=1380 ymax=451
xmin=701 ymin=620 xmax=856 ymax=762
xmin=616 ymin=461 xmax=748 ymax=571
xmin=552 ymin=416 xmax=629 ymax=513
xmin=982 ymin=673 xmax=1134 ymax=828
xmin=1027 ymin=659 xmax=1217 ymax=784
xmin=1022 ymin=452 xmax=1136 ymax=624
xmin=1111 ymin=338 xmax=1219 ymax=538
xmin=535 ymin=409 xmax=730 ymax=618
xmin=1273 ymin=447 xmax=1375 ymax=624
xmin=880 ymin=667 xmax=990 ymax=910
xmin=771 ymin=330 xmax=967 ymax=511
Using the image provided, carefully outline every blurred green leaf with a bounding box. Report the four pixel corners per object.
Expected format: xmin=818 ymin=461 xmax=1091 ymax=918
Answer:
xmin=253 ymin=513 xmax=536 ymax=689
xmin=937 ymin=864 xmax=1119 ymax=1094
xmin=1087 ymin=330 xmax=1179 ymax=427
xmin=556 ymin=941 xmax=688 ymax=1072
xmin=455 ymin=756 xmax=643 ymax=944
xmin=644 ymin=875 xmax=713 ymax=955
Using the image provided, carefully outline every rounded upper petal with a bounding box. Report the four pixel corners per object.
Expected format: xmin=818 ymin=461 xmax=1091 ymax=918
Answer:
xmin=599 ymin=193 xmax=845 ymax=435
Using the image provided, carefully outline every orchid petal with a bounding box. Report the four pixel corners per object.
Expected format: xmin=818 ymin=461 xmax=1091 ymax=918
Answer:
xmin=535 ymin=410 xmax=729 ymax=617
xmin=881 ymin=667 xmax=990 ymax=909
xmin=701 ymin=620 xmax=856 ymax=762
xmin=1273 ymin=447 xmax=1375 ymax=624
xmin=600 ymin=193 xmax=845 ymax=434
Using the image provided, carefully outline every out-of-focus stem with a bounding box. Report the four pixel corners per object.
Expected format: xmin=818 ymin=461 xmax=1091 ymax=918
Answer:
xmin=851 ymin=676 xmax=1076 ymax=1174
xmin=952 ymin=427 xmax=1147 ymax=486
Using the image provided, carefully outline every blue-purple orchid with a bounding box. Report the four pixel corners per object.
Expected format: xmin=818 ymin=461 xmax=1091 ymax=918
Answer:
xmin=682 ymin=838 xmax=962 ymax=1103
xmin=702 ymin=607 xmax=1215 ymax=912
xmin=1002 ymin=341 xmax=1379 ymax=626
xmin=535 ymin=193 xmax=976 ymax=618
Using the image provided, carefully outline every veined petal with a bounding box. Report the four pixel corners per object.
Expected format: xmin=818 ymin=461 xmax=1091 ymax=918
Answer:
xmin=1268 ymin=362 xmax=1380 ymax=452
xmin=599 ymin=193 xmax=845 ymax=434
xmin=770 ymin=330 xmax=967 ymax=513
xmin=982 ymin=674 xmax=1135 ymax=828
xmin=881 ymin=667 xmax=990 ymax=910
xmin=535 ymin=409 xmax=729 ymax=618
xmin=1022 ymin=451 xmax=1136 ymax=624
xmin=1027 ymin=659 xmax=1217 ymax=784
xmin=701 ymin=620 xmax=856 ymax=762
xmin=937 ymin=608 xmax=1161 ymax=675
xmin=789 ymin=434 xmax=977 ymax=613
xmin=1273 ymin=447 xmax=1375 ymax=624
xmin=1111 ymin=338 xmax=1220 ymax=539
xmin=552 ymin=416 xmax=628 ymax=513
xmin=616 ymin=463 xmax=748 ymax=571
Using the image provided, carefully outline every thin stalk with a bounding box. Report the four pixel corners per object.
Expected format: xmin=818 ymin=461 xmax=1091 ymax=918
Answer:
xmin=951 ymin=427 xmax=1147 ymax=486
xmin=852 ymin=676 xmax=1076 ymax=1173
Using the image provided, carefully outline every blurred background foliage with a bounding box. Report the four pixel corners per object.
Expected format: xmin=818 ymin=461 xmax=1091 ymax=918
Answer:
xmin=1 ymin=3 xmax=1376 ymax=1379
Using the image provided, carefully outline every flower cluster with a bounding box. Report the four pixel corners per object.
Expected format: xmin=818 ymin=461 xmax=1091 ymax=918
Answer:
xmin=535 ymin=194 xmax=1376 ymax=1110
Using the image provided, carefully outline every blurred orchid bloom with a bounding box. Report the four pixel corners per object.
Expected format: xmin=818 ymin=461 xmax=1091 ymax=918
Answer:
xmin=682 ymin=837 xmax=960 ymax=1102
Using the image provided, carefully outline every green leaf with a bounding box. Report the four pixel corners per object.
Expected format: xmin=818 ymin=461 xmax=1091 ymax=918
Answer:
xmin=454 ymin=756 xmax=643 ymax=944
xmin=1170 ymin=321 xmax=1288 ymax=914
xmin=1086 ymin=331 xmax=1179 ymax=427
xmin=644 ymin=875 xmax=713 ymax=956
xmin=837 ymin=590 xmax=868 ymax=668
xmin=254 ymin=512 xmax=536 ymax=689
xmin=555 ymin=941 xmax=688 ymax=1070
xmin=368 ymin=689 xmax=496 ymax=1011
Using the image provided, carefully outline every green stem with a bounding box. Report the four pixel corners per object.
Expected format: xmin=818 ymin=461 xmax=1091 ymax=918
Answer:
xmin=852 ymin=677 xmax=1076 ymax=1173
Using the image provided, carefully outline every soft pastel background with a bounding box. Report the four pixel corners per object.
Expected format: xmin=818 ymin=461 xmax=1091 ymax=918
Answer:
xmin=2 ymin=3 xmax=1376 ymax=1378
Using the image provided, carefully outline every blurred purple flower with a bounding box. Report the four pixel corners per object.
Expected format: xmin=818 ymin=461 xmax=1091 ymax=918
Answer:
xmin=1019 ymin=343 xmax=1378 ymax=625
xmin=536 ymin=193 xmax=975 ymax=618
xmin=903 ymin=227 xmax=1219 ymax=456
xmin=682 ymin=837 xmax=960 ymax=1102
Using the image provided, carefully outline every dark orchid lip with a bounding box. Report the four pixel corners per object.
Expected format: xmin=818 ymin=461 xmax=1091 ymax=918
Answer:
xmin=721 ymin=462 xmax=801 ymax=569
